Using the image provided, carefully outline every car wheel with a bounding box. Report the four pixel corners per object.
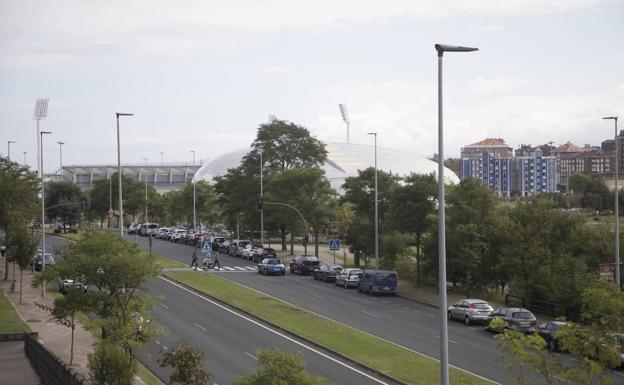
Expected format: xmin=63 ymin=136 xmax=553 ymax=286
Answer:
xmin=548 ymin=340 xmax=556 ymax=352
xmin=369 ymin=287 xmax=374 ymax=296
xmin=344 ymin=282 xmax=348 ymax=289
xmin=264 ymin=270 xmax=268 ymax=276
xmin=464 ymin=316 xmax=471 ymax=326
xmin=281 ymin=271 xmax=285 ymax=276
xmin=357 ymin=285 xmax=362 ymax=293
xmin=447 ymin=311 xmax=453 ymax=320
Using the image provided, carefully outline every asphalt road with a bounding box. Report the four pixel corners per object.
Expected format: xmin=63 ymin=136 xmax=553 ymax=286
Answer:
xmin=42 ymin=234 xmax=393 ymax=385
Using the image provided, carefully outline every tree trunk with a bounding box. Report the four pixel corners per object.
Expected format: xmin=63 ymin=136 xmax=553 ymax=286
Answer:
xmin=19 ymin=268 xmax=23 ymax=304
xmin=415 ymin=232 xmax=421 ymax=286
xmin=280 ymin=225 xmax=287 ymax=251
xmin=314 ymin=228 xmax=319 ymax=258
xmin=70 ymin=314 xmax=75 ymax=365
xmin=290 ymin=232 xmax=294 ymax=256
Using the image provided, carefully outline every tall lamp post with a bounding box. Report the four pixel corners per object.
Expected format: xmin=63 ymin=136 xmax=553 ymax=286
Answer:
xmin=260 ymin=151 xmax=264 ymax=246
xmin=23 ymin=152 xmax=27 ymax=165
xmin=367 ymin=132 xmax=379 ymax=269
xmin=435 ymin=43 xmax=478 ymax=385
xmin=40 ymin=131 xmax=52 ymax=297
xmin=116 ymin=112 xmax=133 ymax=237
xmin=57 ymin=141 xmax=65 ymax=178
xmin=190 ymin=150 xmax=197 ymax=232
xmin=34 ymin=98 xmax=49 ymax=184
xmin=604 ymin=116 xmax=620 ymax=291
xmin=142 ymin=157 xmax=148 ymax=223
xmin=339 ymin=104 xmax=350 ymax=144
xmin=7 ymin=141 xmax=15 ymax=161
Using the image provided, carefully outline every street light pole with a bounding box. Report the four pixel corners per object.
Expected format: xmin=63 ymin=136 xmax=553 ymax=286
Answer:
xmin=23 ymin=152 xmax=27 ymax=165
xmin=116 ymin=112 xmax=133 ymax=237
xmin=57 ymin=141 xmax=65 ymax=178
xmin=160 ymin=151 xmax=164 ymax=165
xmin=367 ymin=132 xmax=379 ymax=269
xmin=435 ymin=43 xmax=478 ymax=385
xmin=40 ymin=131 xmax=52 ymax=297
xmin=604 ymin=116 xmax=620 ymax=290
xmin=260 ymin=151 xmax=264 ymax=246
xmin=7 ymin=141 xmax=15 ymax=161
xmin=190 ymin=150 xmax=197 ymax=232
xmin=339 ymin=104 xmax=351 ymax=144
xmin=143 ymin=157 xmax=148 ymax=223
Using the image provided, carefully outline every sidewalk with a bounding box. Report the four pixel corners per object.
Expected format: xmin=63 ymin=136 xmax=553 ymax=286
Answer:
xmin=0 ymin=256 xmax=147 ymax=385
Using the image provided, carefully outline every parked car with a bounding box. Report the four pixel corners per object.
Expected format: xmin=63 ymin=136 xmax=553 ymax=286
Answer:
xmin=313 ymin=264 xmax=343 ymax=282
xmin=335 ymin=268 xmax=362 ymax=288
xmin=447 ymin=299 xmax=494 ymax=325
xmin=219 ymin=242 xmax=231 ymax=254
xmin=157 ymin=227 xmax=169 ymax=239
xmin=484 ymin=307 xmax=537 ymax=333
xmin=33 ymin=251 xmax=54 ymax=272
xmin=536 ymin=321 xmax=568 ymax=351
xmin=257 ymin=258 xmax=286 ymax=276
xmin=357 ymin=270 xmax=398 ymax=296
xmin=289 ymin=255 xmax=320 ymax=275
xmin=252 ymin=247 xmax=276 ymax=263
xmin=234 ymin=240 xmax=252 ymax=257
xmin=210 ymin=237 xmax=226 ymax=251
xmin=171 ymin=229 xmax=187 ymax=242
xmin=57 ymin=276 xmax=88 ymax=294
xmin=241 ymin=246 xmax=257 ymax=261
xmin=128 ymin=222 xmax=139 ymax=234
xmin=141 ymin=223 xmax=159 ymax=236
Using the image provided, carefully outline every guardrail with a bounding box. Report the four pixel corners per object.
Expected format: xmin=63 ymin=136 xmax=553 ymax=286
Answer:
xmin=23 ymin=332 xmax=88 ymax=385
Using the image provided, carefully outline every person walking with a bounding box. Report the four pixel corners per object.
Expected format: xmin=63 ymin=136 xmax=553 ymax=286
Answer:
xmin=0 ymin=244 xmax=6 ymax=258
xmin=190 ymin=248 xmax=198 ymax=270
xmin=213 ymin=251 xmax=220 ymax=270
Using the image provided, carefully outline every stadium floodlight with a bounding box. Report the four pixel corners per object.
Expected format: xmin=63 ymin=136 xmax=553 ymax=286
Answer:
xmin=7 ymin=141 xmax=16 ymax=161
xmin=367 ymin=132 xmax=378 ymax=270
xmin=57 ymin=141 xmax=65 ymax=177
xmin=339 ymin=104 xmax=350 ymax=143
xmin=268 ymin=114 xmax=277 ymax=123
xmin=603 ymin=116 xmax=620 ymax=291
xmin=116 ymin=112 xmax=134 ymax=237
xmin=435 ymin=43 xmax=478 ymax=385
xmin=190 ymin=150 xmax=197 ymax=232
xmin=34 ymin=99 xmax=49 ymax=120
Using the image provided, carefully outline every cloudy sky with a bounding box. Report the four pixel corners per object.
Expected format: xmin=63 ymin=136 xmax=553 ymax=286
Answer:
xmin=1 ymin=0 xmax=623 ymax=172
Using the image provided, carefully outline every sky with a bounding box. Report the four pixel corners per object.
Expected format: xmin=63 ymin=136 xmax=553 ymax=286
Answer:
xmin=1 ymin=0 xmax=623 ymax=173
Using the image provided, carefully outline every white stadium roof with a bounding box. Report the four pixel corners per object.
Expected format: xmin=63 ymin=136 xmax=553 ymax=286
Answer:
xmin=194 ymin=142 xmax=459 ymax=192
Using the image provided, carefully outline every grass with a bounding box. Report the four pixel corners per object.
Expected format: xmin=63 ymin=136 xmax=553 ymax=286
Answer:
xmin=0 ymin=288 xmax=31 ymax=333
xmin=152 ymin=253 xmax=186 ymax=269
xmin=136 ymin=362 xmax=165 ymax=385
xmin=165 ymin=271 xmax=495 ymax=385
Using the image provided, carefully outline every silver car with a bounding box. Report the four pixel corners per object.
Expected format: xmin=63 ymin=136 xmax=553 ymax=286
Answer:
xmin=335 ymin=268 xmax=362 ymax=288
xmin=447 ymin=298 xmax=493 ymax=325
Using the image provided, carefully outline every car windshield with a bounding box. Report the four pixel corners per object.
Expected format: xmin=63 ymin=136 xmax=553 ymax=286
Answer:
xmin=265 ymin=259 xmax=279 ymax=264
xmin=304 ymin=257 xmax=318 ymax=261
xmin=472 ymin=303 xmax=490 ymax=309
xmin=376 ymin=272 xmax=397 ymax=281
xmin=513 ymin=311 xmax=534 ymax=319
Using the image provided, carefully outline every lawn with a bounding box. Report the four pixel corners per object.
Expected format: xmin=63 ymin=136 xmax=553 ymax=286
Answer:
xmin=0 ymin=289 xmax=30 ymax=333
xmin=165 ymin=271 xmax=496 ymax=385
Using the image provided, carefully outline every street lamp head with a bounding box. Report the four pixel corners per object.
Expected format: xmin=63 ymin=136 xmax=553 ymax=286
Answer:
xmin=40 ymin=131 xmax=52 ymax=135
xmin=116 ymin=112 xmax=134 ymax=117
xmin=603 ymin=116 xmax=618 ymax=121
xmin=57 ymin=141 xmax=65 ymax=145
xmin=367 ymin=132 xmax=377 ymax=136
xmin=435 ymin=44 xmax=479 ymax=57
xmin=8 ymin=140 xmax=16 ymax=144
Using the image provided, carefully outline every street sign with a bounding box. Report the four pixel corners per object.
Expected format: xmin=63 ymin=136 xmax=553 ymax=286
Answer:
xmin=201 ymin=241 xmax=212 ymax=253
xmin=328 ymin=239 xmax=340 ymax=251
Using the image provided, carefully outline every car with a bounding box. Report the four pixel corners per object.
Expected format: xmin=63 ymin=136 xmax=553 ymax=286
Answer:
xmin=219 ymin=242 xmax=231 ymax=254
xmin=33 ymin=251 xmax=54 ymax=272
xmin=57 ymin=277 xmax=88 ymax=294
xmin=252 ymin=247 xmax=276 ymax=263
xmin=234 ymin=240 xmax=252 ymax=257
xmin=141 ymin=223 xmax=159 ymax=236
xmin=156 ymin=227 xmax=168 ymax=239
xmin=536 ymin=321 xmax=568 ymax=351
xmin=335 ymin=268 xmax=362 ymax=288
xmin=128 ymin=222 xmax=139 ymax=234
xmin=171 ymin=229 xmax=187 ymax=242
xmin=289 ymin=255 xmax=320 ymax=275
xmin=241 ymin=246 xmax=257 ymax=261
xmin=313 ymin=264 xmax=343 ymax=282
xmin=357 ymin=270 xmax=398 ymax=296
xmin=257 ymin=258 xmax=286 ymax=276
xmin=447 ymin=299 xmax=494 ymax=325
xmin=210 ymin=237 xmax=226 ymax=251
xmin=484 ymin=307 xmax=537 ymax=333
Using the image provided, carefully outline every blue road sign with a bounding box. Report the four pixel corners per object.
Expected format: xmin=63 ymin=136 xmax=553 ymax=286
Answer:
xmin=328 ymin=239 xmax=340 ymax=251
xmin=201 ymin=241 xmax=212 ymax=252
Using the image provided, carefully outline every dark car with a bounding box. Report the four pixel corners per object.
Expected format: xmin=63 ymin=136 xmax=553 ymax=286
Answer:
xmin=484 ymin=307 xmax=537 ymax=333
xmin=253 ymin=247 xmax=276 ymax=263
xmin=290 ymin=255 xmax=320 ymax=275
xmin=357 ymin=270 xmax=398 ymax=296
xmin=536 ymin=321 xmax=568 ymax=351
xmin=313 ymin=264 xmax=343 ymax=282
xmin=219 ymin=243 xmax=231 ymax=254
xmin=33 ymin=251 xmax=54 ymax=272
xmin=257 ymin=258 xmax=286 ymax=276
xmin=210 ymin=237 xmax=226 ymax=251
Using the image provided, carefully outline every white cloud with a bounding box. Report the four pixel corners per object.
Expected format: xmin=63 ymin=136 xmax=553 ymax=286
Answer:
xmin=481 ymin=24 xmax=504 ymax=31
xmin=468 ymin=76 xmax=534 ymax=94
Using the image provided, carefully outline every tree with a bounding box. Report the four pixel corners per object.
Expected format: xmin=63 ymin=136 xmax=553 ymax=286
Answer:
xmin=158 ymin=340 xmax=211 ymax=385
xmin=232 ymin=348 xmax=333 ymax=385
xmin=46 ymin=181 xmax=84 ymax=230
xmin=88 ymin=341 xmax=137 ymax=385
xmin=5 ymin=220 xmax=38 ymax=304
xmin=388 ymin=173 xmax=437 ymax=285
xmin=52 ymin=288 xmax=88 ymax=365
xmin=0 ymin=157 xmax=39 ymax=280
xmin=444 ymin=157 xmax=461 ymax=177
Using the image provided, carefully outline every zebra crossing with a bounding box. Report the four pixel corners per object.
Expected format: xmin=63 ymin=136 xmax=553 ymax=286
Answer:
xmin=199 ymin=265 xmax=292 ymax=273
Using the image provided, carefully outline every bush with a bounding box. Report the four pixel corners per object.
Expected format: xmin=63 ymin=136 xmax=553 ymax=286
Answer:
xmin=53 ymin=229 xmax=62 ymax=234
xmin=394 ymin=255 xmax=416 ymax=283
xmin=88 ymin=342 xmax=137 ymax=385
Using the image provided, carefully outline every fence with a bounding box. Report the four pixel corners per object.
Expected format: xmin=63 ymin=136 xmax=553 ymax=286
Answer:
xmin=23 ymin=332 xmax=88 ymax=385
xmin=505 ymin=294 xmax=580 ymax=321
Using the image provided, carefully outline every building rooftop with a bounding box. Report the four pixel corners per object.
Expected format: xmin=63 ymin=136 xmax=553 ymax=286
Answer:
xmin=464 ymin=138 xmax=511 ymax=148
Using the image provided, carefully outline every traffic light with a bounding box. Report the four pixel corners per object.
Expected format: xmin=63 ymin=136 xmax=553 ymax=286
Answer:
xmin=257 ymin=199 xmax=263 ymax=210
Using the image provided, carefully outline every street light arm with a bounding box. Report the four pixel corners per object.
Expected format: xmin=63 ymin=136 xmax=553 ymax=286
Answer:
xmin=263 ymin=201 xmax=308 ymax=235
xmin=45 ymin=202 xmax=82 ymax=211
xmin=435 ymin=44 xmax=479 ymax=56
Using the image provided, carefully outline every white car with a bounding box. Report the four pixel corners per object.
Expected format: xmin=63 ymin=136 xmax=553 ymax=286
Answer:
xmin=447 ymin=299 xmax=494 ymax=325
xmin=241 ymin=246 xmax=256 ymax=261
xmin=172 ymin=229 xmax=187 ymax=243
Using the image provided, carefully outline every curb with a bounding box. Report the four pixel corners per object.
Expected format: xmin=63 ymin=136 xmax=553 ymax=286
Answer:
xmin=162 ymin=274 xmax=409 ymax=385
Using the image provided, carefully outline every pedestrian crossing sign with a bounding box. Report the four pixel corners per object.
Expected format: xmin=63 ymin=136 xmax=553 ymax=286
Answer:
xmin=328 ymin=239 xmax=340 ymax=251
xmin=201 ymin=241 xmax=212 ymax=252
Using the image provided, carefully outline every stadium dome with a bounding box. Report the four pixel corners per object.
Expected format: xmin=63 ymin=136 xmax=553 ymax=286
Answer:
xmin=194 ymin=142 xmax=459 ymax=193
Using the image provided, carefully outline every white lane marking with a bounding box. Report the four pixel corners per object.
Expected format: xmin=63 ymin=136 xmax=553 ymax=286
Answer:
xmin=433 ymin=334 xmax=459 ymax=345
xmin=309 ymin=292 xmax=323 ymax=299
xmin=245 ymin=266 xmax=256 ymax=270
xmin=159 ymin=302 xmax=169 ymax=309
xmin=159 ymin=276 xmax=389 ymax=384
xmin=426 ymin=313 xmax=436 ymax=318
xmin=155 ymin=340 xmax=161 ymax=345
xmin=223 ymin=267 xmax=235 ymax=271
xmin=361 ymin=310 xmax=381 ymax=318
xmin=193 ymin=323 xmax=207 ymax=332
xmin=244 ymin=351 xmax=258 ymax=360
xmin=234 ymin=266 xmax=247 ymax=271
xmin=413 ymin=309 xmax=422 ymax=314
xmin=163 ymin=275 xmax=501 ymax=385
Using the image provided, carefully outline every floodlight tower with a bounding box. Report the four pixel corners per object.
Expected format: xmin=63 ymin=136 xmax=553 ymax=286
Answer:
xmin=116 ymin=112 xmax=133 ymax=237
xmin=34 ymin=99 xmax=49 ymax=178
xmin=40 ymin=130 xmax=52 ymax=297
xmin=7 ymin=141 xmax=16 ymax=161
xmin=339 ymin=104 xmax=350 ymax=144
xmin=57 ymin=141 xmax=65 ymax=178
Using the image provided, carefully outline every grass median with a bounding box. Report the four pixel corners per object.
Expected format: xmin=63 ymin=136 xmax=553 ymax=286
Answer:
xmin=165 ymin=271 xmax=495 ymax=385
xmin=0 ymin=288 xmax=31 ymax=333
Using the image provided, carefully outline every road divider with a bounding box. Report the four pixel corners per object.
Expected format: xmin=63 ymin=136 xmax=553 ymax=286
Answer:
xmin=164 ymin=271 xmax=498 ymax=385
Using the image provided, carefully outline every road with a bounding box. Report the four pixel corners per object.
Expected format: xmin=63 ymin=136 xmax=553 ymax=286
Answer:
xmin=42 ymin=234 xmax=394 ymax=385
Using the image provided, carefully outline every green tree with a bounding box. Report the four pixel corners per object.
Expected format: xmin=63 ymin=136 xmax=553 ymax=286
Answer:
xmin=52 ymin=288 xmax=88 ymax=365
xmin=388 ymin=173 xmax=437 ymax=284
xmin=158 ymin=340 xmax=211 ymax=385
xmin=5 ymin=220 xmax=38 ymax=303
xmin=45 ymin=181 xmax=84 ymax=230
xmin=0 ymin=157 xmax=39 ymax=280
xmin=88 ymin=341 xmax=137 ymax=385
xmin=232 ymin=349 xmax=333 ymax=385
xmin=444 ymin=157 xmax=461 ymax=177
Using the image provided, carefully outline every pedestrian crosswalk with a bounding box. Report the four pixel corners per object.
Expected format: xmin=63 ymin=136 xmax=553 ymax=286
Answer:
xmin=193 ymin=265 xmax=292 ymax=273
